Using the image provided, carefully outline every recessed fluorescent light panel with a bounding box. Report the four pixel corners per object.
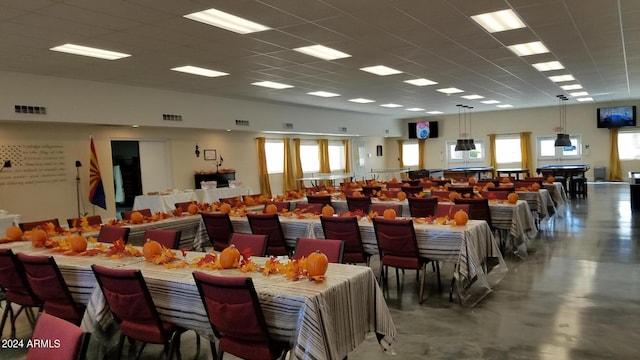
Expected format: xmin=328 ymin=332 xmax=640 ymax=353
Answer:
xmin=561 ymin=84 xmax=583 ymax=90
xmin=497 ymin=104 xmax=513 ymax=108
xmin=576 ymin=97 xmax=594 ymax=102
xmin=348 ymin=98 xmax=375 ymax=103
xmin=406 ymin=108 xmax=425 ymax=111
xmin=437 ymin=87 xmax=464 ymax=94
xmin=307 ymin=91 xmax=340 ymax=97
xmin=570 ymin=91 xmax=589 ymax=96
xmin=507 ymin=41 xmax=549 ymax=56
xmin=380 ymin=103 xmax=402 ymax=108
xmin=532 ymin=61 xmax=564 ymax=72
xmin=184 ymin=8 xmax=270 ymax=34
xmin=404 ymin=78 xmax=438 ymax=86
xmin=251 ymin=81 xmax=293 ymax=89
xmin=548 ymin=75 xmax=575 ymax=82
xmin=293 ymin=45 xmax=351 ymax=60
xmin=427 ymin=111 xmax=443 ymax=114
xmin=461 ymin=95 xmax=484 ymax=100
xmin=471 ymin=9 xmax=526 ymax=33
xmin=482 ymin=100 xmax=501 ymax=104
xmin=49 ymin=44 xmax=131 ymax=60
xmin=360 ymin=65 xmax=402 ymax=76
xmin=171 ymin=66 xmax=228 ymax=77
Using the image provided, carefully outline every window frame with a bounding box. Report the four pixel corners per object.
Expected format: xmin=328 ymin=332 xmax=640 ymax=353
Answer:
xmin=618 ymin=130 xmax=640 ymax=161
xmin=494 ymin=135 xmax=522 ymax=166
xmin=402 ymin=141 xmax=419 ymax=167
xmin=445 ymin=139 xmax=485 ymax=166
xmin=264 ymin=139 xmax=284 ymax=174
xmin=536 ymin=134 xmax=582 ymax=161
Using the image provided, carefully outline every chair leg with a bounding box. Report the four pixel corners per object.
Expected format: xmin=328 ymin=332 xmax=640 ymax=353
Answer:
xmin=418 ymin=264 xmax=426 ymax=304
xmin=116 ymin=333 xmax=126 ymax=360
xmin=0 ymin=302 xmax=11 ymax=337
xmin=395 ymin=267 xmax=400 ymax=300
xmin=135 ymin=342 xmax=146 ymax=360
xmin=435 ymin=262 xmax=442 ymax=293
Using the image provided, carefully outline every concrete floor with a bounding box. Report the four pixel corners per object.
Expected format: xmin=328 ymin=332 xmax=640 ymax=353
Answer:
xmin=3 ymin=182 xmax=639 ymax=359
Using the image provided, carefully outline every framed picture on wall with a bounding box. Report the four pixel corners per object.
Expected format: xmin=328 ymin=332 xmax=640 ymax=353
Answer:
xmin=204 ymin=149 xmax=217 ymax=161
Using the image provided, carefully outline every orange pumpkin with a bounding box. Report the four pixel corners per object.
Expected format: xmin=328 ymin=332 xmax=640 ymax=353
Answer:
xmin=468 ymin=177 xmax=477 ymax=184
xmin=244 ymin=197 xmax=255 ymax=206
xmin=142 ymin=240 xmax=163 ymax=260
xmin=397 ymin=191 xmax=407 ymax=201
xmin=531 ymin=183 xmax=541 ymax=191
xmin=547 ymin=176 xmax=555 ymax=183
xmin=485 ymin=182 xmax=496 ymax=189
xmin=453 ymin=210 xmax=469 ymax=226
xmin=306 ymin=251 xmax=329 ymax=277
xmin=321 ymin=205 xmax=335 ymax=217
xmin=6 ymin=225 xmax=23 ymax=241
xmin=31 ymin=229 xmax=48 ymax=247
xmin=130 ymin=211 xmax=144 ymax=224
xmin=220 ymin=245 xmax=240 ymax=269
xmin=219 ymin=203 xmax=232 ymax=214
xmin=351 ymin=191 xmax=362 ymax=197
xmin=448 ymin=191 xmax=462 ymax=201
xmin=264 ymin=204 xmax=278 ymax=214
xmin=187 ymin=203 xmax=199 ymax=215
xmin=69 ymin=235 xmax=88 ymax=252
xmin=383 ymin=208 xmax=397 ymax=219
xmin=507 ymin=193 xmax=519 ymax=203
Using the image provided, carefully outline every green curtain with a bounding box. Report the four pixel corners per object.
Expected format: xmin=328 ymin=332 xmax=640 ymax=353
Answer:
xmin=282 ymin=137 xmax=296 ymax=192
xmin=519 ymin=132 xmax=533 ymax=176
xmin=609 ymin=128 xmax=623 ymax=181
xmin=255 ymin=137 xmax=272 ymax=197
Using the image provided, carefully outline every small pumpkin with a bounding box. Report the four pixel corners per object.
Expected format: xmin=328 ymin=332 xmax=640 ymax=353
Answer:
xmin=531 ymin=183 xmax=541 ymax=191
xmin=31 ymin=229 xmax=48 ymax=247
xmin=507 ymin=193 xmax=519 ymax=203
xmin=448 ymin=191 xmax=462 ymax=201
xmin=244 ymin=196 xmax=255 ymax=206
xmin=142 ymin=240 xmax=163 ymax=260
xmin=547 ymin=176 xmax=555 ymax=183
xmin=264 ymin=204 xmax=278 ymax=214
xmin=321 ymin=205 xmax=335 ymax=217
xmin=383 ymin=208 xmax=397 ymax=219
xmin=485 ymin=182 xmax=496 ymax=189
xmin=397 ymin=191 xmax=407 ymax=201
xmin=453 ymin=210 xmax=469 ymax=226
xmin=130 ymin=211 xmax=144 ymax=224
xmin=69 ymin=235 xmax=88 ymax=252
xmin=220 ymin=245 xmax=240 ymax=269
xmin=351 ymin=191 xmax=362 ymax=197
xmin=306 ymin=250 xmax=329 ymax=277
xmin=187 ymin=203 xmax=199 ymax=215
xmin=6 ymin=225 xmax=23 ymax=241
xmin=219 ymin=203 xmax=232 ymax=214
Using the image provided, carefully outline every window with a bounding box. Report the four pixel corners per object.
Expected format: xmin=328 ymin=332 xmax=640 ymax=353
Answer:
xmin=328 ymin=141 xmax=345 ymax=171
xmin=495 ymin=137 xmax=522 ymax=164
xmin=446 ymin=140 xmax=485 ymax=165
xmin=300 ymin=142 xmax=320 ymax=173
xmin=402 ymin=142 xmax=419 ymax=167
xmin=537 ymin=135 xmax=582 ymax=160
xmin=618 ymin=131 xmax=640 ymax=160
xmin=264 ymin=139 xmax=284 ymax=174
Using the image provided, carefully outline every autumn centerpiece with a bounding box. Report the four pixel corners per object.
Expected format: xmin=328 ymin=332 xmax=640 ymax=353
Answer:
xmin=31 ymin=229 xmax=48 ymax=247
xmin=142 ymin=240 xmax=163 ymax=260
xmin=130 ymin=211 xmax=144 ymax=224
xmin=306 ymin=251 xmax=329 ymax=278
xmin=220 ymin=244 xmax=241 ymax=269
xmin=321 ymin=205 xmax=335 ymax=217
xmin=69 ymin=234 xmax=88 ymax=253
xmin=507 ymin=193 xmax=519 ymax=203
xmin=5 ymin=226 xmax=23 ymax=241
xmin=453 ymin=210 xmax=469 ymax=226
xmin=383 ymin=208 xmax=397 ymax=219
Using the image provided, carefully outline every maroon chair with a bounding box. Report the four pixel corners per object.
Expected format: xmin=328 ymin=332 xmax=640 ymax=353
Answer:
xmin=294 ymin=238 xmax=344 ymax=263
xmin=143 ymin=228 xmax=181 ymax=250
xmin=435 ymin=204 xmax=470 ymax=218
xmin=380 ymin=190 xmax=399 ymax=198
xmin=0 ymin=249 xmax=43 ymax=338
xmin=264 ymin=201 xmax=290 ymax=213
xmin=121 ymin=208 xmax=152 ymax=220
xmin=346 ymin=196 xmax=372 ymax=213
xmin=448 ymin=186 xmax=474 ymax=196
xmin=27 ymin=313 xmax=90 ymax=360
xmin=320 ymin=216 xmax=370 ymax=265
xmin=91 ymin=264 xmax=192 ymax=360
xmin=430 ymin=190 xmax=450 ymax=200
xmin=306 ymin=195 xmax=332 ymax=207
xmin=454 ymin=198 xmax=493 ymax=227
xmin=294 ymin=202 xmax=323 ymax=214
xmin=407 ymin=197 xmax=438 ymax=217
xmin=481 ymin=190 xmax=510 ymax=200
xmin=97 ymin=225 xmax=131 ymax=244
xmin=66 ymin=215 xmax=102 ymax=228
xmin=219 ymin=196 xmax=243 ymax=207
xmin=385 ymin=182 xmax=404 ymax=189
xmin=361 ymin=185 xmax=382 ymax=197
xmin=19 ymin=218 xmax=60 ymax=231
xmin=369 ymin=204 xmax=401 ymax=217
xmin=192 ymin=273 xmax=290 ymax=360
xmin=372 ymin=218 xmax=440 ymax=304
xmin=201 ymin=212 xmax=234 ymax=251
xmin=401 ymin=186 xmax=423 ymax=196
xmin=490 ymin=186 xmax=515 ymax=193
xmin=229 ymin=233 xmax=269 ymax=257
xmin=401 ymin=179 xmax=420 ymax=186
xmin=17 ymin=253 xmax=86 ymax=325
xmin=246 ymin=214 xmax=289 ymax=256
xmin=175 ymin=201 xmax=196 ymax=212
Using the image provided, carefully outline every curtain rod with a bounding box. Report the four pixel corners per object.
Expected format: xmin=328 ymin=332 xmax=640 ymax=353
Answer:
xmin=487 ymin=132 xmax=530 ymax=136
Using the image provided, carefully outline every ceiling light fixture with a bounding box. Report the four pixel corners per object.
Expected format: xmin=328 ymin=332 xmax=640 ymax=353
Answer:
xmin=307 ymin=91 xmax=340 ymax=97
xmin=548 ymin=74 xmax=575 ymax=82
xmin=454 ymin=105 xmax=475 ymax=151
xmin=471 ymin=9 xmax=526 ymax=33
xmin=380 ymin=103 xmax=402 ymax=108
xmin=348 ymin=98 xmax=375 ymax=103
xmin=360 ymin=65 xmax=402 ymax=76
xmin=481 ymin=100 xmax=500 ymax=104
xmin=50 ymin=44 xmax=131 ymax=60
xmin=532 ymin=61 xmax=564 ymax=71
xmin=576 ymin=97 xmax=594 ymax=102
xmin=427 ymin=111 xmax=443 ymax=114
xmin=561 ymin=84 xmax=583 ymax=90
xmin=404 ymin=78 xmax=438 ymax=86
xmin=554 ymin=95 xmax=572 ymax=147
xmin=171 ymin=66 xmax=229 ymax=77
xmin=570 ymin=91 xmax=589 ymax=96
xmin=184 ymin=8 xmax=270 ymax=34
xmin=497 ymin=104 xmax=514 ymax=108
xmin=406 ymin=108 xmax=425 ymax=111
xmin=437 ymin=87 xmax=464 ymax=94
xmin=461 ymin=94 xmax=484 ymax=100
xmin=251 ymin=81 xmax=294 ymax=89
xmin=507 ymin=41 xmax=549 ymax=56
xmin=293 ymin=45 xmax=351 ymax=60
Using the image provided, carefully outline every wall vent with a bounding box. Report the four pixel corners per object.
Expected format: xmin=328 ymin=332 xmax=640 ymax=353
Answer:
xmin=162 ymin=114 xmax=183 ymax=121
xmin=235 ymin=119 xmax=250 ymax=126
xmin=385 ymin=129 xmax=390 ymax=134
xmin=339 ymin=127 xmax=347 ymax=133
xmin=283 ymin=123 xmax=294 ymax=129
xmin=15 ymin=105 xmax=46 ymax=114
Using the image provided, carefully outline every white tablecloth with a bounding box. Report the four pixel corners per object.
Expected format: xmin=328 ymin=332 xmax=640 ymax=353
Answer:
xmin=193 ymin=186 xmax=253 ymax=203
xmin=133 ymin=192 xmax=197 ymax=214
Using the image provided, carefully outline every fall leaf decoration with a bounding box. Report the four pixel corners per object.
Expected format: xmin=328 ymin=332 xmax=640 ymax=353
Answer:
xmin=105 ymin=239 xmax=142 ymax=258
xmin=261 ymin=257 xmax=286 ymax=276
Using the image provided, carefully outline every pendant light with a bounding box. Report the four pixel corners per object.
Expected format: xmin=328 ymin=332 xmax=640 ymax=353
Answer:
xmin=554 ymin=95 xmax=571 ymax=146
xmin=466 ymin=106 xmax=476 ymax=150
xmin=454 ymin=105 xmax=469 ymax=151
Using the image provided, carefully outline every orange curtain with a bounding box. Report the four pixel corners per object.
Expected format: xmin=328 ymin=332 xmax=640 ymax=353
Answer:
xmin=293 ymin=138 xmax=303 ymax=190
xmin=318 ymin=139 xmax=331 ymax=187
xmin=282 ymin=137 xmax=296 ymax=192
xmin=418 ymin=139 xmax=425 ymax=169
xmin=343 ymin=139 xmax=352 ymax=183
xmin=519 ymin=132 xmax=533 ymax=176
xmin=255 ymin=137 xmax=272 ymax=197
xmin=397 ymin=139 xmax=405 ymax=168
xmin=488 ymin=134 xmax=497 ymax=172
xmin=609 ymin=128 xmax=623 ymax=181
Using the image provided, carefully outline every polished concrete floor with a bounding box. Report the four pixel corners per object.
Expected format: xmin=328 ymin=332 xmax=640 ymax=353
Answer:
xmin=3 ymin=183 xmax=639 ymax=359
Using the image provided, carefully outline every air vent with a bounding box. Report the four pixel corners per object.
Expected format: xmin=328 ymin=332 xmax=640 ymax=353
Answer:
xmin=15 ymin=105 xmax=46 ymax=114
xmin=339 ymin=127 xmax=347 ymax=133
xmin=385 ymin=129 xmax=390 ymax=134
xmin=283 ymin=123 xmax=293 ymax=129
xmin=235 ymin=119 xmax=250 ymax=127
xmin=162 ymin=114 xmax=183 ymax=121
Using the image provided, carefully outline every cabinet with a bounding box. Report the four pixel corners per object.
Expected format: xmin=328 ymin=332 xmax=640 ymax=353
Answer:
xmin=194 ymin=172 xmax=236 ymax=189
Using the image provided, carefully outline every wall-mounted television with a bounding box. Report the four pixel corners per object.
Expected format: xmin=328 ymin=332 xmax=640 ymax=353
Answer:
xmin=408 ymin=121 xmax=439 ymax=139
xmin=597 ymin=105 xmax=636 ymax=128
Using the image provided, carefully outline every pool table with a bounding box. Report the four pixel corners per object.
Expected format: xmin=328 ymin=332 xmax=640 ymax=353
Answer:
xmin=536 ymin=164 xmax=590 ymax=199
xmin=443 ymin=166 xmax=494 ymax=180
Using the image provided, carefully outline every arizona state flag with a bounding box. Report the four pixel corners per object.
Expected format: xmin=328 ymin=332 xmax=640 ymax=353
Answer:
xmin=89 ymin=137 xmax=107 ymax=209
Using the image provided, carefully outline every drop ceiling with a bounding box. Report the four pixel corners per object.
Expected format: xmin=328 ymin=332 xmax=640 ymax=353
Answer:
xmin=1 ymin=0 xmax=639 ymax=117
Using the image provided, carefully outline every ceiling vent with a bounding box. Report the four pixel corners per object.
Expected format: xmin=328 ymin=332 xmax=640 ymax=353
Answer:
xmin=235 ymin=119 xmax=250 ymax=126
xmin=339 ymin=127 xmax=347 ymax=133
xmin=162 ymin=114 xmax=183 ymax=121
xmin=15 ymin=105 xmax=46 ymax=114
xmin=283 ymin=123 xmax=293 ymax=129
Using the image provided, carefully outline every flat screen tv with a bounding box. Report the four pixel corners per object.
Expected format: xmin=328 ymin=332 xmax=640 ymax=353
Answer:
xmin=408 ymin=121 xmax=439 ymax=139
xmin=597 ymin=105 xmax=636 ymax=128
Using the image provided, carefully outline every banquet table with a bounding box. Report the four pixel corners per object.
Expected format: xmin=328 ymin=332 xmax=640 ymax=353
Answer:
xmin=0 ymin=212 xmax=20 ymax=236
xmin=133 ymin=191 xmax=197 ymax=214
xmin=193 ymin=186 xmax=253 ymax=204
xmin=543 ymin=182 xmax=569 ymax=209
xmin=516 ymin=189 xmax=556 ymax=222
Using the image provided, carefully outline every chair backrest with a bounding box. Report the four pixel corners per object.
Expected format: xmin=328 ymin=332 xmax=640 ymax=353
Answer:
xmin=27 ymin=313 xmax=90 ymax=360
xmin=264 ymin=201 xmax=290 ymax=213
xmin=17 ymin=253 xmax=85 ymax=325
xmin=192 ymin=273 xmax=283 ymax=359
xmin=201 ymin=212 xmax=234 ymax=251
xmin=306 ymin=195 xmax=332 ymax=206
xmin=294 ymin=202 xmax=323 ymax=214
xmin=346 ymin=196 xmax=372 ymax=213
xmin=401 ymin=179 xmax=420 ymax=186
xmin=143 ymin=228 xmax=181 ymax=249
xmin=97 ymin=225 xmax=131 ymax=244
xmin=175 ymin=201 xmax=196 ymax=212
xmin=320 ymin=216 xmax=367 ymax=264
xmin=455 ymin=198 xmax=492 ymax=226
xmin=402 ymin=185 xmax=423 ymax=195
xmin=407 ymin=197 xmax=438 ymax=217
xmin=385 ymin=182 xmax=404 ymax=189
xmin=430 ymin=190 xmax=450 ymax=200
xmin=380 ymin=190 xmax=399 ymax=198
xmin=121 ymin=209 xmax=152 ymax=220
xmin=91 ymin=265 xmax=170 ymax=342
xmin=0 ymin=249 xmax=41 ymax=306
xmin=66 ymin=215 xmax=102 ymax=228
xmin=435 ymin=203 xmax=470 ymax=218
xmin=372 ymin=218 xmax=420 ymax=259
xmin=19 ymin=218 xmax=60 ymax=231
xmin=449 ymin=186 xmax=474 ymax=196
xmin=491 ymin=186 xmax=515 ymax=193
xmin=369 ymin=204 xmax=401 ymax=217
xmin=294 ymin=238 xmax=344 ymax=263
xmin=229 ymin=233 xmax=268 ymax=257
xmin=481 ymin=190 xmax=510 ymax=200
xmin=361 ymin=185 xmax=382 ymax=197
xmin=246 ymin=213 xmax=288 ymax=256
